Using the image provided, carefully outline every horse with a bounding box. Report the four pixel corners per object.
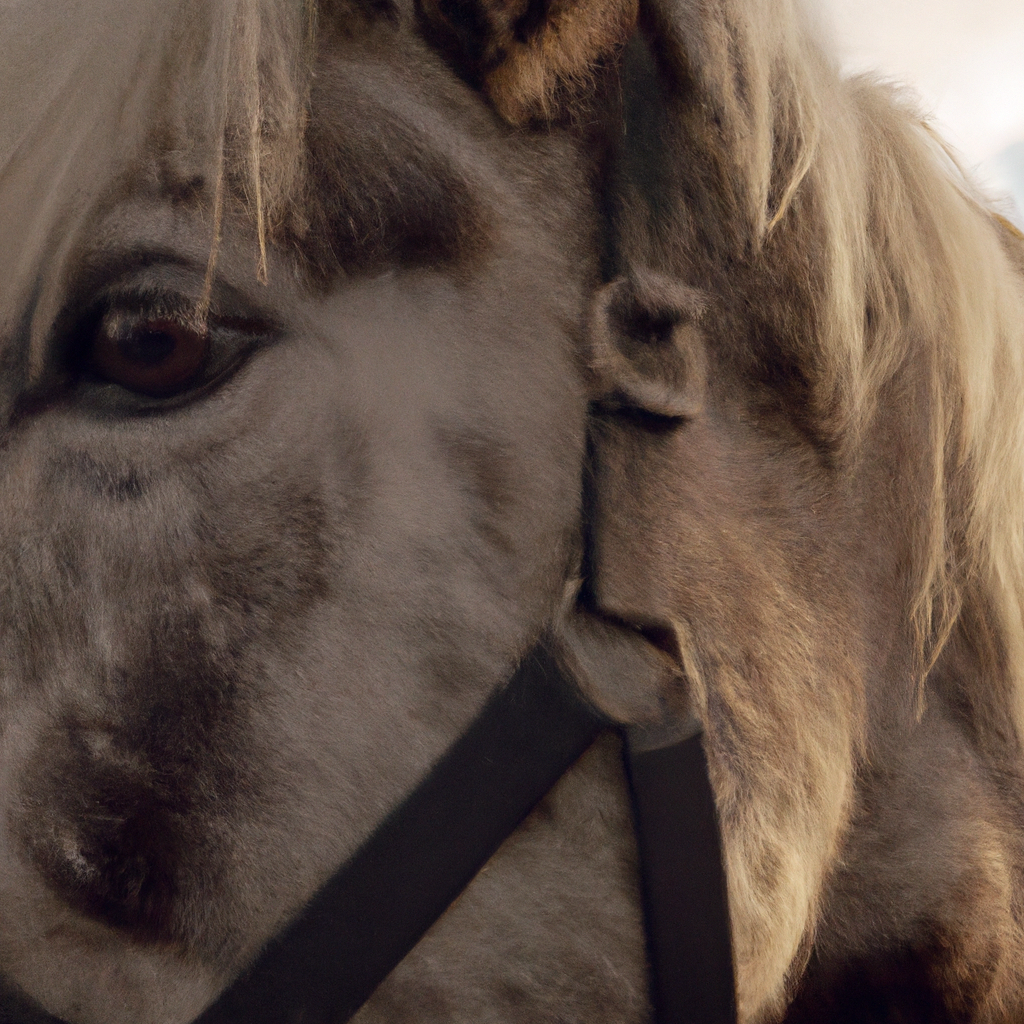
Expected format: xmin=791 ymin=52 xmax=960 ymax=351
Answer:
xmin=1 ymin=0 xmax=1023 ymax=1020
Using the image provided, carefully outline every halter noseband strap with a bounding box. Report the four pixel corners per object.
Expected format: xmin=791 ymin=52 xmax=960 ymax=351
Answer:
xmin=198 ymin=641 xmax=607 ymax=1024
xmin=199 ymin=638 xmax=737 ymax=1024
xmin=0 ymin=640 xmax=736 ymax=1024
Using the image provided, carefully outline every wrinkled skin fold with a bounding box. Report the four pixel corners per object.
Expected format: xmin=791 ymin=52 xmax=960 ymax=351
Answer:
xmin=1 ymin=0 xmax=1024 ymax=1022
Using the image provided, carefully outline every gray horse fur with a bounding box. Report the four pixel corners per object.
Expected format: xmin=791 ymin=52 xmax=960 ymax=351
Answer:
xmin=1 ymin=0 xmax=1023 ymax=1021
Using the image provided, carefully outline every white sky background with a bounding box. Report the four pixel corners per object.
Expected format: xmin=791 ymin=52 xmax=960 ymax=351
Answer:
xmin=821 ymin=0 xmax=1024 ymax=221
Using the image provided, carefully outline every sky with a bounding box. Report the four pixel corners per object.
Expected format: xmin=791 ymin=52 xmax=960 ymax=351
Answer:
xmin=822 ymin=0 xmax=1024 ymax=224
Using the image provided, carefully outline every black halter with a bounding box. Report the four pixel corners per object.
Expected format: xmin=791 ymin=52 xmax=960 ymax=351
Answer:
xmin=0 ymin=640 xmax=736 ymax=1024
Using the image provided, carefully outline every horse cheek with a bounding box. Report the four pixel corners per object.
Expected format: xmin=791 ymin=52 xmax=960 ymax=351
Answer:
xmin=588 ymin=405 xmax=867 ymax=1019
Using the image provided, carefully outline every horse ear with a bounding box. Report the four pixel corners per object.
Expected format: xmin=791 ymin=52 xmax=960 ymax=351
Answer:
xmin=587 ymin=271 xmax=708 ymax=420
xmin=417 ymin=0 xmax=638 ymax=124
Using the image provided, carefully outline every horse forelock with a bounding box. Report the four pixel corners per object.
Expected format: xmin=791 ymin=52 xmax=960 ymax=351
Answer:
xmin=0 ymin=0 xmax=394 ymax=381
xmin=806 ymin=76 xmax=1024 ymax=729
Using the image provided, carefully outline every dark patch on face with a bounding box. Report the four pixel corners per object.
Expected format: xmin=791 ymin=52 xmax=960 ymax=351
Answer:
xmin=512 ymin=0 xmax=553 ymax=45
xmin=16 ymin=621 xmax=260 ymax=946
xmin=288 ymin=54 xmax=490 ymax=285
xmin=53 ymin=451 xmax=147 ymax=502
xmin=787 ymin=942 xmax=966 ymax=1024
xmin=0 ymin=276 xmax=42 ymax=433
xmin=0 ymin=974 xmax=58 ymax=1023
xmin=199 ymin=482 xmax=336 ymax=636
xmin=10 ymin=473 xmax=338 ymax=949
xmin=745 ymin=337 xmax=829 ymax=453
xmin=158 ymin=167 xmax=206 ymax=207
xmin=415 ymin=0 xmax=494 ymax=79
xmin=435 ymin=426 xmax=517 ymax=557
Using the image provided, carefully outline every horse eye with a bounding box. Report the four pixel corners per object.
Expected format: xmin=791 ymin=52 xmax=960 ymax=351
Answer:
xmin=91 ymin=314 xmax=210 ymax=397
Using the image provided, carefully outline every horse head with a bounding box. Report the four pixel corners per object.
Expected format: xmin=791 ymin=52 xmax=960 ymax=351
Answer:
xmin=1 ymin=0 xmax=1023 ymax=1022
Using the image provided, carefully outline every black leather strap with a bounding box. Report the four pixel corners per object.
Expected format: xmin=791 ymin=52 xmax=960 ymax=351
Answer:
xmin=626 ymin=723 xmax=738 ymax=1024
xmin=196 ymin=640 xmax=608 ymax=1024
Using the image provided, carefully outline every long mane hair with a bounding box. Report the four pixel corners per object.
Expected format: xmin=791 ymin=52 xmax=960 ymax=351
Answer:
xmin=653 ymin=2 xmax=1024 ymax=1013
xmin=640 ymin=0 xmax=1024 ymax=704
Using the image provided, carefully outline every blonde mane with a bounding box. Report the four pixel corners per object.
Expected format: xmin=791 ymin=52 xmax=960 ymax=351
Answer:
xmin=644 ymin=0 xmax=1024 ymax=721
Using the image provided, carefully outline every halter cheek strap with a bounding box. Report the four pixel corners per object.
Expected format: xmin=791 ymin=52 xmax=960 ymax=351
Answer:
xmin=0 ymin=640 xmax=737 ymax=1024
xmin=625 ymin=718 xmax=737 ymax=1024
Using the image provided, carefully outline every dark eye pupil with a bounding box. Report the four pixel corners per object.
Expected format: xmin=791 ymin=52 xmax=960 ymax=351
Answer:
xmin=120 ymin=328 xmax=178 ymax=367
xmin=91 ymin=315 xmax=210 ymax=397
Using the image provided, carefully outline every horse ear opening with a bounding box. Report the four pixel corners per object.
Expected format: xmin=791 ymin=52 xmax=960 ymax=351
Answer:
xmin=587 ymin=271 xmax=708 ymax=420
xmin=416 ymin=0 xmax=639 ymax=124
